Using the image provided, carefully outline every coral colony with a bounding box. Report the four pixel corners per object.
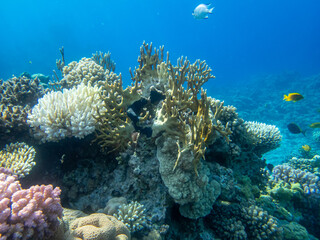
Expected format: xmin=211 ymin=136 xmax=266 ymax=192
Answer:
xmin=1 ymin=42 xmax=319 ymax=239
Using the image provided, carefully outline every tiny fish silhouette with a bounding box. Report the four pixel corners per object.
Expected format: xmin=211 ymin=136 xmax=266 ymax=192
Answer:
xmin=287 ymin=123 xmax=306 ymax=136
xmin=309 ymin=122 xmax=320 ymax=128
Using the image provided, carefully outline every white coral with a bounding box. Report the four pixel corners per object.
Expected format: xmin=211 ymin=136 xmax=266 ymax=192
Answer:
xmin=27 ymin=83 xmax=105 ymax=143
xmin=245 ymin=121 xmax=281 ymax=155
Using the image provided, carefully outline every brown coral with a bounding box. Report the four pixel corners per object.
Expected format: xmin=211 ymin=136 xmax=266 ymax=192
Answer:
xmin=68 ymin=213 xmax=130 ymax=240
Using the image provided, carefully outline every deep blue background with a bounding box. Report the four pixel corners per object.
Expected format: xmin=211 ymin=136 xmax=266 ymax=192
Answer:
xmin=1 ymin=0 xmax=319 ymax=87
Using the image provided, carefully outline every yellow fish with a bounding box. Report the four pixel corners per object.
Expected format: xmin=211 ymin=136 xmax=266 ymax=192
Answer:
xmin=283 ymin=93 xmax=304 ymax=102
xmin=302 ymin=145 xmax=311 ymax=152
xmin=309 ymin=122 xmax=320 ymax=128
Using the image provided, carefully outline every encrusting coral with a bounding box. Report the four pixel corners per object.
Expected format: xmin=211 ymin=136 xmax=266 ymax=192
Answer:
xmin=0 ymin=142 xmax=36 ymax=178
xmin=27 ymin=83 xmax=106 ymax=143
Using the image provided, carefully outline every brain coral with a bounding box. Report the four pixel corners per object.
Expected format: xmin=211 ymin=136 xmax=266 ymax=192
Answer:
xmin=68 ymin=213 xmax=130 ymax=240
xmin=27 ymin=83 xmax=105 ymax=143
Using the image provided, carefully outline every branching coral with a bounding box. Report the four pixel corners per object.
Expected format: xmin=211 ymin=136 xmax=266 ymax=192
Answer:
xmin=92 ymin=51 xmax=116 ymax=72
xmin=287 ymin=155 xmax=320 ymax=174
xmin=28 ymin=83 xmax=105 ymax=143
xmin=129 ymin=41 xmax=167 ymax=98
xmin=51 ymin=57 xmax=110 ymax=90
xmin=272 ymin=164 xmax=320 ymax=196
xmin=0 ymin=167 xmax=63 ymax=240
xmin=0 ymin=76 xmax=47 ymax=106
xmin=113 ymin=201 xmax=147 ymax=232
xmin=0 ymin=76 xmax=48 ymax=143
xmin=153 ymin=56 xmax=216 ymax=175
xmin=0 ymin=142 xmax=36 ymax=178
xmin=206 ymin=202 xmax=282 ymax=240
xmin=94 ymin=76 xmax=137 ymax=154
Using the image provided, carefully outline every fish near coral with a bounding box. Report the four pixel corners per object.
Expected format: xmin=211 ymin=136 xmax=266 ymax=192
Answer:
xmin=283 ymin=93 xmax=304 ymax=102
xmin=301 ymin=145 xmax=311 ymax=152
xmin=287 ymin=123 xmax=306 ymax=136
xmin=192 ymin=4 xmax=214 ymax=19
xmin=309 ymin=122 xmax=320 ymax=128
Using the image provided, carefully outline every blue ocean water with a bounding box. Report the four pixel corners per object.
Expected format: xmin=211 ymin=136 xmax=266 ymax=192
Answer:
xmin=1 ymin=0 xmax=319 ymax=85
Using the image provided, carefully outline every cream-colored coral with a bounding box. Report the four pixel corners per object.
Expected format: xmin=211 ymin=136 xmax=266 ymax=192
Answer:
xmin=28 ymin=83 xmax=105 ymax=143
xmin=244 ymin=121 xmax=281 ymax=156
xmin=0 ymin=142 xmax=36 ymax=178
xmin=68 ymin=213 xmax=130 ymax=240
xmin=52 ymin=58 xmax=109 ymax=89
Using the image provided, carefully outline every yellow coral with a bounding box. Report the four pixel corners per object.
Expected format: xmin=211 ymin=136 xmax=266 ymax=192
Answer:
xmin=0 ymin=142 xmax=36 ymax=178
xmin=69 ymin=213 xmax=130 ymax=240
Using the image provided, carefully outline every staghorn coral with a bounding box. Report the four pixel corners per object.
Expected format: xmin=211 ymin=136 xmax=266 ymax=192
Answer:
xmin=0 ymin=142 xmax=36 ymax=178
xmin=27 ymin=83 xmax=105 ymax=143
xmin=67 ymin=213 xmax=130 ymax=240
xmin=0 ymin=167 xmax=63 ymax=240
xmin=94 ymin=76 xmax=137 ymax=154
xmin=130 ymin=41 xmax=167 ymax=98
xmin=152 ymin=56 xmax=216 ymax=175
xmin=92 ymin=51 xmax=116 ymax=72
xmin=113 ymin=201 xmax=147 ymax=232
xmin=244 ymin=121 xmax=281 ymax=156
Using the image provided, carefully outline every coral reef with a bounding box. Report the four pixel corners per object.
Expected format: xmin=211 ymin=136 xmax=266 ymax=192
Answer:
xmin=66 ymin=213 xmax=130 ymax=240
xmin=6 ymin=43 xmax=315 ymax=239
xmin=0 ymin=142 xmax=36 ymax=178
xmin=0 ymin=167 xmax=63 ymax=240
xmin=113 ymin=201 xmax=147 ymax=232
xmin=27 ymin=83 xmax=105 ymax=143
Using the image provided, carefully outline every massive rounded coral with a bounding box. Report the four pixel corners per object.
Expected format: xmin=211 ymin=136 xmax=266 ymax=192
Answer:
xmin=67 ymin=213 xmax=130 ymax=240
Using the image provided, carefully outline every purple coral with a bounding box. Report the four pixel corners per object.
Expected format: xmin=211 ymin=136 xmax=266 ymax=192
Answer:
xmin=272 ymin=164 xmax=320 ymax=196
xmin=0 ymin=167 xmax=63 ymax=239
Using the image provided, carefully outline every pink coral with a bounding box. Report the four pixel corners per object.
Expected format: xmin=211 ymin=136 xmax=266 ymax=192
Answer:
xmin=0 ymin=167 xmax=63 ymax=240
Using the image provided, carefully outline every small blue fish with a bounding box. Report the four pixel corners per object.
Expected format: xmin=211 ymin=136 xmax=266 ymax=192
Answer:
xmin=192 ymin=3 xmax=214 ymax=19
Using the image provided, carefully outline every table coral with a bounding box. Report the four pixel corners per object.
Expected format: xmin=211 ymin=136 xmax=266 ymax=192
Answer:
xmin=0 ymin=167 xmax=63 ymax=240
xmin=0 ymin=142 xmax=36 ymax=178
xmin=244 ymin=121 xmax=282 ymax=156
